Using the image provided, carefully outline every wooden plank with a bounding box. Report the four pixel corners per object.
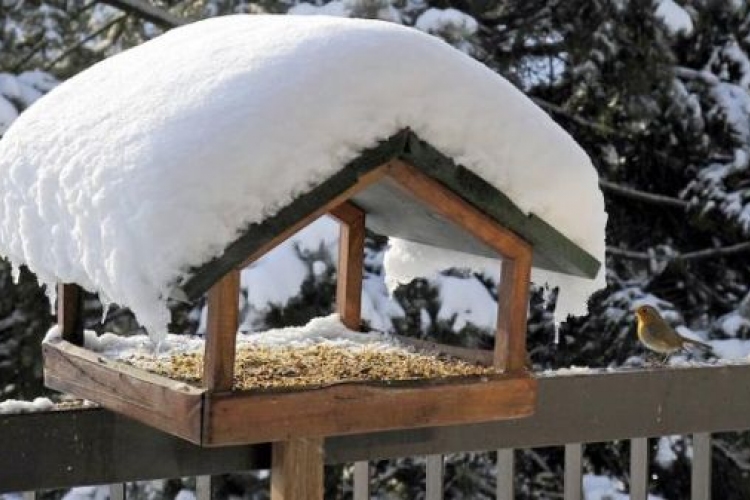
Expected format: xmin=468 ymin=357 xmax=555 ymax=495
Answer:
xmin=353 ymin=461 xmax=370 ymax=500
xmin=271 ymin=438 xmax=324 ymax=500
xmin=0 ymin=409 xmax=269 ymax=493
xmin=384 ymin=160 xmax=531 ymax=261
xmin=692 ymin=433 xmax=711 ymax=500
xmin=496 ymin=449 xmax=515 ymax=500
xmin=425 ymin=455 xmax=444 ymax=500
xmin=563 ymin=443 xmax=582 ymax=500
xmin=390 ymin=334 xmax=493 ymax=366
xmin=204 ymin=375 xmax=536 ymax=446
xmin=204 ymin=269 xmax=240 ymax=392
xmin=57 ymin=283 xmax=84 ymax=346
xmin=196 ymin=476 xmax=213 ymax=500
xmin=326 ymin=365 xmax=750 ymax=463
xmin=330 ymin=201 xmax=365 ymax=330
xmin=630 ymin=437 xmax=648 ymax=500
xmin=109 ymin=483 xmax=126 ymax=500
xmin=495 ymin=255 xmax=531 ymax=372
xmin=43 ymin=339 xmax=204 ymax=443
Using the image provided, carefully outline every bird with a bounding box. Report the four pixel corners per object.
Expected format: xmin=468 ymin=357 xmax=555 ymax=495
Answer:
xmin=634 ymin=305 xmax=713 ymax=362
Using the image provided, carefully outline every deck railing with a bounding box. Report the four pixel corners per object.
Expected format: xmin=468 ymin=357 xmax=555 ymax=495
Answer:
xmin=3 ymin=363 xmax=749 ymax=499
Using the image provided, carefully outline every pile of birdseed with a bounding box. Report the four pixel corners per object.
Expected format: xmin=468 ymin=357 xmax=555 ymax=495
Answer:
xmin=126 ymin=343 xmax=497 ymax=390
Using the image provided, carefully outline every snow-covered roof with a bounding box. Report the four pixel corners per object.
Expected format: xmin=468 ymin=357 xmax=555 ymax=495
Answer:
xmin=0 ymin=15 xmax=606 ymax=338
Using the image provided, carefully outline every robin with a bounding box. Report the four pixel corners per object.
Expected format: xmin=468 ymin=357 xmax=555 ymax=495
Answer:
xmin=634 ymin=305 xmax=712 ymax=362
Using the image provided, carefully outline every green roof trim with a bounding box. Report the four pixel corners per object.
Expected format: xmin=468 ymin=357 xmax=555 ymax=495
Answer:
xmin=178 ymin=129 xmax=600 ymax=300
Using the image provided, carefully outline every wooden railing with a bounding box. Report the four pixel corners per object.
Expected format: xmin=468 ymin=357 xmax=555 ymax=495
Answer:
xmin=3 ymin=363 xmax=749 ymax=499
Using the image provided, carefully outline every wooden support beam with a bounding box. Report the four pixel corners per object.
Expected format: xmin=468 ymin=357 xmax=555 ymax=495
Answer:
xmin=57 ymin=283 xmax=84 ymax=346
xmin=330 ymin=202 xmax=365 ymax=331
xmin=495 ymin=255 xmax=531 ymax=372
xmin=204 ymin=269 xmax=240 ymax=392
xmin=271 ymin=438 xmax=324 ymax=500
xmin=236 ymin=165 xmax=390 ymax=270
xmin=384 ymin=160 xmax=531 ymax=260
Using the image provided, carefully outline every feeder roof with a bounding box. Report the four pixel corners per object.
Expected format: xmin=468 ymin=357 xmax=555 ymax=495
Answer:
xmin=0 ymin=15 xmax=606 ymax=338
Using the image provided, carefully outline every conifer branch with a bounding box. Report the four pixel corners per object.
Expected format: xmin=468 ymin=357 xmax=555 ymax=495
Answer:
xmin=599 ymin=180 xmax=690 ymax=210
xmin=98 ymin=0 xmax=189 ymax=28
xmin=607 ymin=242 xmax=750 ymax=262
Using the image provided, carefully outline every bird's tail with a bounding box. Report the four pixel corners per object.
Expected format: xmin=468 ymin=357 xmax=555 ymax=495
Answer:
xmin=683 ymin=337 xmax=713 ymax=352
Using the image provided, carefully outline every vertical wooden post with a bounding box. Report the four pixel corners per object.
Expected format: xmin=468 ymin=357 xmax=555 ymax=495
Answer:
xmin=630 ymin=437 xmax=649 ymax=500
xmin=692 ymin=433 xmax=712 ymax=500
xmin=330 ymin=202 xmax=365 ymax=331
xmin=495 ymin=254 xmax=531 ymax=372
xmin=203 ymin=269 xmax=240 ymax=392
xmin=271 ymin=437 xmax=324 ymax=500
xmin=57 ymin=283 xmax=84 ymax=346
xmin=353 ymin=461 xmax=370 ymax=500
xmin=564 ymin=443 xmax=583 ymax=500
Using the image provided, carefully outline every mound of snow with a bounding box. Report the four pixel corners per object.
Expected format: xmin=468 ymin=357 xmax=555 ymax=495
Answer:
xmin=0 ymin=15 xmax=605 ymax=339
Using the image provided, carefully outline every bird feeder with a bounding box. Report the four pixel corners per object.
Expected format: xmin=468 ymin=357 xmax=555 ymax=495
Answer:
xmin=43 ymin=129 xmax=600 ymax=447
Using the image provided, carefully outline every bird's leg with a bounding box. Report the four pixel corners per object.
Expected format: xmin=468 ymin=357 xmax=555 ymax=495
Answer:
xmin=662 ymin=353 xmax=671 ymax=365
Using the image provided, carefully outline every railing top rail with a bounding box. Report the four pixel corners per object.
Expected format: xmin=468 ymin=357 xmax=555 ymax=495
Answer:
xmin=2 ymin=363 xmax=750 ymax=492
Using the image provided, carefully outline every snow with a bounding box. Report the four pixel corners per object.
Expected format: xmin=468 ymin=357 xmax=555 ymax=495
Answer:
xmin=436 ymin=274 xmax=497 ymax=331
xmin=583 ymin=473 xmax=664 ymax=500
xmin=0 ymin=396 xmax=54 ymax=414
xmin=655 ymin=0 xmax=693 ymax=36
xmin=44 ymin=314 xmax=406 ymax=359
xmin=61 ymin=487 xmax=109 ymax=500
xmin=414 ymin=8 xmax=478 ymax=54
xmin=0 ymin=15 xmax=605 ymax=339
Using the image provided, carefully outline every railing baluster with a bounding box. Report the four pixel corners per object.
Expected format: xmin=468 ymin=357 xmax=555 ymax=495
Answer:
xmin=564 ymin=443 xmax=582 ymax=500
xmin=109 ymin=483 xmax=126 ymax=500
xmin=630 ymin=438 xmax=648 ymax=500
xmin=353 ymin=461 xmax=370 ymax=500
xmin=692 ymin=433 xmax=712 ymax=500
xmin=496 ymin=449 xmax=514 ymax=500
xmin=196 ymin=475 xmax=213 ymax=500
xmin=426 ymin=454 xmax=444 ymax=500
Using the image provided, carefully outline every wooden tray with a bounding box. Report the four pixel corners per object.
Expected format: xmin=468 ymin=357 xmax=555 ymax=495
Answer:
xmin=44 ymin=338 xmax=536 ymax=447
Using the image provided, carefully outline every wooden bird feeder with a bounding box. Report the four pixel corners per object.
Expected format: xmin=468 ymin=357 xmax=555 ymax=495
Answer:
xmin=43 ymin=130 xmax=600 ymax=450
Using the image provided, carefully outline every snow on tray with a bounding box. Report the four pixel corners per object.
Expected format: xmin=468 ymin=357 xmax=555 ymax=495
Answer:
xmin=0 ymin=15 xmax=605 ymax=339
xmin=44 ymin=314 xmax=406 ymax=360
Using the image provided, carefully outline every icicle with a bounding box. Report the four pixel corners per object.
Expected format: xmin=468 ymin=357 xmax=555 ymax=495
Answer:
xmin=10 ymin=264 xmax=20 ymax=285
xmin=45 ymin=282 xmax=57 ymax=316
xmin=101 ymin=301 xmax=111 ymax=324
xmin=553 ymin=322 xmax=560 ymax=345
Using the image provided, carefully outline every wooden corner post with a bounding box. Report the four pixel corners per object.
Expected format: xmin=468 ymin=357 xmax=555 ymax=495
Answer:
xmin=330 ymin=202 xmax=366 ymax=331
xmin=203 ymin=269 xmax=240 ymax=392
xmin=495 ymin=254 xmax=531 ymax=372
xmin=57 ymin=283 xmax=84 ymax=346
